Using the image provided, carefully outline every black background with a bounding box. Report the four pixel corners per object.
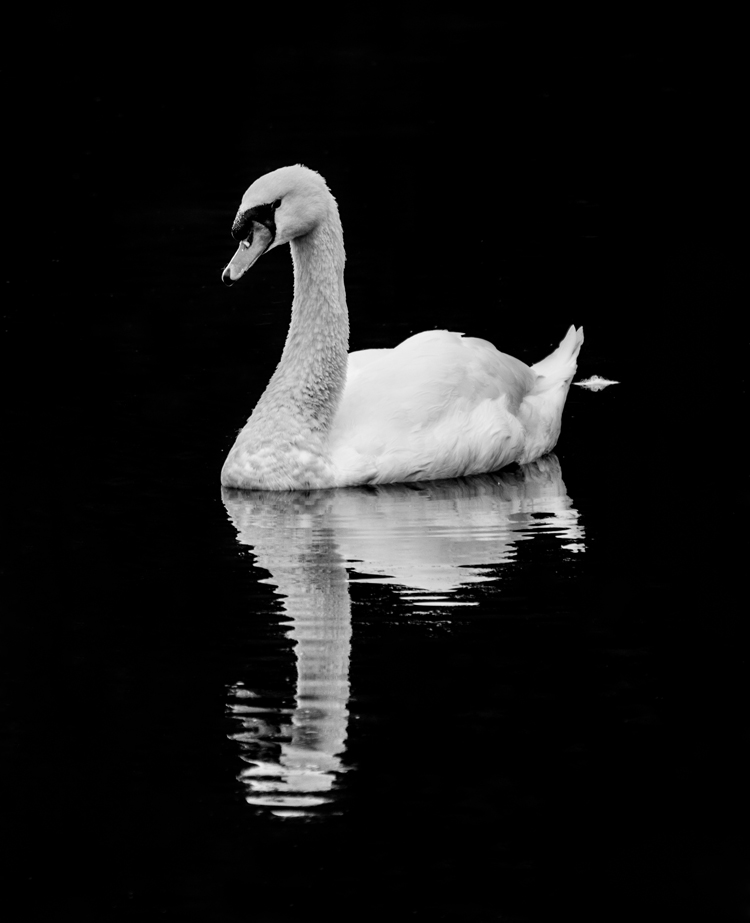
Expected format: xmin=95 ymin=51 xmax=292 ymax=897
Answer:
xmin=5 ymin=14 xmax=746 ymax=922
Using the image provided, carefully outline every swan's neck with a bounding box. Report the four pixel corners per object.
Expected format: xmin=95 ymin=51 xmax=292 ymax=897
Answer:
xmin=250 ymin=210 xmax=348 ymax=441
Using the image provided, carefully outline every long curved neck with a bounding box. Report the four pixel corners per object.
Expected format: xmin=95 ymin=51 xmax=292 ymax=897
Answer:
xmin=251 ymin=210 xmax=349 ymax=439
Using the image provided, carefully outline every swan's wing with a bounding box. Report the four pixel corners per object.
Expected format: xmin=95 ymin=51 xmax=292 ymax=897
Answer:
xmin=451 ymin=334 xmax=536 ymax=414
xmin=334 ymin=331 xmax=535 ymax=463
xmin=344 ymin=331 xmax=534 ymax=419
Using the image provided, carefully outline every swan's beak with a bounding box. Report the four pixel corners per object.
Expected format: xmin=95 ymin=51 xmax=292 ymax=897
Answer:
xmin=222 ymin=222 xmax=274 ymax=286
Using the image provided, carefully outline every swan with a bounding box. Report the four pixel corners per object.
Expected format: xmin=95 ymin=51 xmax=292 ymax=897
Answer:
xmin=220 ymin=165 xmax=583 ymax=490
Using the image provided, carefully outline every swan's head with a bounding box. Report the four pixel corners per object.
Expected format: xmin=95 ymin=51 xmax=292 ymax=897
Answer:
xmin=221 ymin=165 xmax=335 ymax=286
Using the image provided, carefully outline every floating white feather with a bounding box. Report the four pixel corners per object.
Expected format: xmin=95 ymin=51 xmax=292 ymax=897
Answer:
xmin=574 ymin=376 xmax=619 ymax=391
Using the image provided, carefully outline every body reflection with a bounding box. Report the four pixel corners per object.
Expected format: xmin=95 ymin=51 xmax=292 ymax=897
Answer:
xmin=223 ymin=454 xmax=583 ymax=816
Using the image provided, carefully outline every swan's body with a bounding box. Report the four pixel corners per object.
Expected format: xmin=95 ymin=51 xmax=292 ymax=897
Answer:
xmin=220 ymin=165 xmax=583 ymax=490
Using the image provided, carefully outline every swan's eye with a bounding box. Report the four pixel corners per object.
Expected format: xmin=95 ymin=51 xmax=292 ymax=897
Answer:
xmin=273 ymin=199 xmax=282 ymax=210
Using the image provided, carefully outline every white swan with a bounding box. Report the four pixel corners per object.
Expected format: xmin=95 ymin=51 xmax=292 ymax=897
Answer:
xmin=220 ymin=165 xmax=583 ymax=490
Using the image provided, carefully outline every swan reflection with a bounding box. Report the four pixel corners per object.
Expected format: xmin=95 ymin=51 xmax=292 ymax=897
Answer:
xmin=223 ymin=454 xmax=583 ymax=816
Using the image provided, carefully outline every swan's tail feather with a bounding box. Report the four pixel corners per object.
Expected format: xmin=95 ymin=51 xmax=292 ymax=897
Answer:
xmin=514 ymin=325 xmax=583 ymax=465
xmin=530 ymin=325 xmax=584 ymax=386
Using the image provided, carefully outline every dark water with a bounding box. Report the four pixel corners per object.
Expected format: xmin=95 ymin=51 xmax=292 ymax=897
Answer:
xmin=6 ymin=23 xmax=746 ymax=922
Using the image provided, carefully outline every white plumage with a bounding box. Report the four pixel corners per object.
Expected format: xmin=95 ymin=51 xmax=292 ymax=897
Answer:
xmin=220 ymin=165 xmax=583 ymax=490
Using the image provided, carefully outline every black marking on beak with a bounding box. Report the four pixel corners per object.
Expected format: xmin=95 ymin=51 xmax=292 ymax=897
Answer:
xmin=232 ymin=202 xmax=277 ymax=242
